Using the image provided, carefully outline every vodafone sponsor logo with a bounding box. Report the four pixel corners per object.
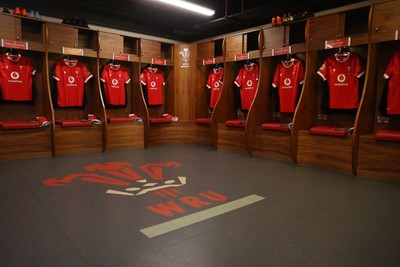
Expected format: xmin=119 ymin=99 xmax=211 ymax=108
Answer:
xmin=111 ymin=78 xmax=119 ymax=88
xmin=245 ymin=79 xmax=254 ymax=89
xmin=66 ymin=76 xmax=77 ymax=86
xmin=150 ymin=81 xmax=157 ymax=89
xmin=8 ymin=71 xmax=22 ymax=83
xmin=282 ymin=78 xmax=293 ymax=89
xmin=10 ymin=71 xmax=19 ymax=79
xmin=334 ymin=73 xmax=348 ymax=86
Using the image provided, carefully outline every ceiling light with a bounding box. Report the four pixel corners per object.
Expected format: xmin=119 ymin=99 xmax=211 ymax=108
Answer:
xmin=155 ymin=0 xmax=215 ymax=16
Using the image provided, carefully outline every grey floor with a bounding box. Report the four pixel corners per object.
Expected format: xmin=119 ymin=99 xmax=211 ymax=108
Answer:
xmin=1 ymin=144 xmax=400 ymax=267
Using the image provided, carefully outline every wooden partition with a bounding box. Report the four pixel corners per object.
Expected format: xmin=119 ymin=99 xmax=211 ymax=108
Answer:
xmin=98 ymin=32 xmax=144 ymax=151
xmin=47 ymin=22 xmax=105 ymax=156
xmin=0 ymin=13 xmax=53 ymax=160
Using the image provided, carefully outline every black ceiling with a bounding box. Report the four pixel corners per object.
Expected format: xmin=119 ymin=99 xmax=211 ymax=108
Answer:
xmin=1 ymin=0 xmax=365 ymax=42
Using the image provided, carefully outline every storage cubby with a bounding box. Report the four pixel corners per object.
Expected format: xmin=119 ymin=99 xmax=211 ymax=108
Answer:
xmin=0 ymin=48 xmax=53 ymax=160
xmin=47 ymin=23 xmax=104 ymax=156
xmin=225 ymin=31 xmax=260 ymax=62
xmin=0 ymin=13 xmax=45 ymax=52
xmin=248 ymin=51 xmax=306 ymax=162
xmin=262 ymin=21 xmax=307 ymax=57
xmin=0 ymin=13 xmax=51 ymax=160
xmin=357 ymin=39 xmax=400 ymax=181
xmin=98 ymin=31 xmax=144 ymax=151
xmin=212 ymin=33 xmax=260 ymax=152
xmin=295 ymin=44 xmax=368 ymax=174
xmin=47 ymin=22 xmax=97 ymax=57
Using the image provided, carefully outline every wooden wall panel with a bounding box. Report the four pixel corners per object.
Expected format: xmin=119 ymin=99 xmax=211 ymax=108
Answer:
xmin=173 ymin=43 xmax=197 ymax=120
xmin=357 ymin=135 xmax=400 ymax=182
xmin=251 ymin=128 xmax=292 ymax=161
xmin=54 ymin=125 xmax=103 ymax=156
xmin=0 ymin=128 xmax=52 ymax=160
xmin=148 ymin=121 xmax=211 ymax=146
xmin=106 ymin=123 xmax=144 ymax=150
xmin=297 ymin=131 xmax=353 ymax=174
xmin=217 ymin=123 xmax=247 ymax=153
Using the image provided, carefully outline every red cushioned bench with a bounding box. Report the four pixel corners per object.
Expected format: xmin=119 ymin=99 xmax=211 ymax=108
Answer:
xmin=107 ymin=117 xmax=136 ymax=123
xmin=55 ymin=120 xmax=93 ymax=127
xmin=375 ymin=130 xmax=400 ymax=142
xmin=149 ymin=117 xmax=172 ymax=124
xmin=261 ymin=122 xmax=289 ymax=132
xmin=225 ymin=119 xmax=246 ymax=128
xmin=0 ymin=121 xmax=41 ymax=130
xmin=195 ymin=118 xmax=211 ymax=125
xmin=309 ymin=126 xmax=348 ymax=137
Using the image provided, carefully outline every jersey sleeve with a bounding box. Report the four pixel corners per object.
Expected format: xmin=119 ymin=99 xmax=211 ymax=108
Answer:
xmin=354 ymin=55 xmax=365 ymax=78
xmin=298 ymin=61 xmax=305 ymax=84
xmin=317 ymin=60 xmax=328 ymax=81
xmin=206 ymin=71 xmax=213 ymax=89
xmin=82 ymin=64 xmax=93 ymax=83
xmin=122 ymin=67 xmax=131 ymax=84
xmin=52 ymin=61 xmax=62 ymax=81
xmin=100 ymin=67 xmax=107 ymax=83
xmin=272 ymin=64 xmax=280 ymax=88
xmin=384 ymin=53 xmax=396 ymax=80
xmin=234 ymin=68 xmax=243 ymax=87
xmin=140 ymin=71 xmax=147 ymax=85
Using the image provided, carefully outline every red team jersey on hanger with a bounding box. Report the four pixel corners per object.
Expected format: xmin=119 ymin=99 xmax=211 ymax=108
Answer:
xmin=0 ymin=53 xmax=36 ymax=101
xmin=234 ymin=63 xmax=259 ymax=110
xmin=100 ymin=63 xmax=131 ymax=106
xmin=272 ymin=59 xmax=305 ymax=113
xmin=140 ymin=67 xmax=165 ymax=105
xmin=384 ymin=51 xmax=400 ymax=114
xmin=317 ymin=53 xmax=364 ymax=109
xmin=53 ymin=59 xmax=93 ymax=107
xmin=206 ymin=67 xmax=224 ymax=109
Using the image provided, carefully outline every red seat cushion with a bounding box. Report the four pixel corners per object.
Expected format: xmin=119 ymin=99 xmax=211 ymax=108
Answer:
xmin=225 ymin=119 xmax=246 ymax=128
xmin=150 ymin=117 xmax=172 ymax=124
xmin=261 ymin=122 xmax=289 ymax=132
xmin=375 ymin=130 xmax=400 ymax=142
xmin=310 ymin=126 xmax=347 ymax=137
xmin=107 ymin=117 xmax=136 ymax=123
xmin=0 ymin=121 xmax=40 ymax=130
xmin=195 ymin=118 xmax=211 ymax=125
xmin=56 ymin=120 xmax=93 ymax=127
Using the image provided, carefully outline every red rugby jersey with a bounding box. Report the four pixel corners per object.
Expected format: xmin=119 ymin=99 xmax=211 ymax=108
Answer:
xmin=140 ymin=67 xmax=165 ymax=105
xmin=383 ymin=51 xmax=400 ymax=114
xmin=272 ymin=59 xmax=305 ymax=113
xmin=0 ymin=53 xmax=36 ymax=101
xmin=234 ymin=63 xmax=259 ymax=110
xmin=206 ymin=67 xmax=224 ymax=108
xmin=100 ymin=63 xmax=131 ymax=106
xmin=317 ymin=53 xmax=364 ymax=109
xmin=53 ymin=59 xmax=93 ymax=107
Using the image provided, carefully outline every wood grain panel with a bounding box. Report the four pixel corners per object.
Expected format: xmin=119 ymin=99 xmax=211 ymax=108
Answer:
xmin=357 ymin=134 xmax=400 ymax=182
xmin=371 ymin=1 xmax=400 ymax=43
xmin=225 ymin=35 xmax=243 ymax=62
xmin=99 ymin=32 xmax=123 ymax=54
xmin=251 ymin=127 xmax=292 ymax=162
xmin=148 ymin=121 xmax=211 ymax=146
xmin=262 ymin=27 xmax=284 ymax=52
xmin=54 ymin=125 xmax=103 ymax=155
xmin=0 ymin=128 xmax=52 ymax=160
xmin=309 ymin=14 xmax=339 ymax=51
xmin=297 ymin=130 xmax=353 ymax=174
xmin=217 ymin=123 xmax=247 ymax=153
xmin=106 ymin=123 xmax=144 ymax=150
xmin=141 ymin=39 xmax=161 ymax=63
xmin=0 ymin=13 xmax=18 ymax=40
xmin=47 ymin=23 xmax=77 ymax=53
